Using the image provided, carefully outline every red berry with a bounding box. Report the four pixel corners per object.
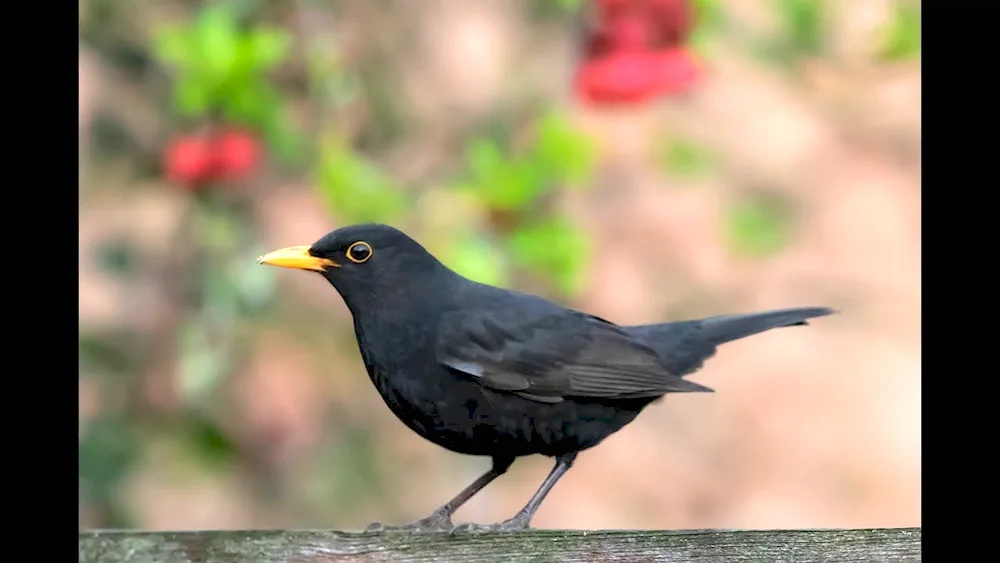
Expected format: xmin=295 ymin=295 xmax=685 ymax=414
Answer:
xmin=602 ymin=15 xmax=654 ymax=52
xmin=163 ymin=135 xmax=215 ymax=187
xmin=583 ymin=30 xmax=613 ymax=59
xmin=594 ymin=0 xmax=637 ymax=18
xmin=649 ymin=47 xmax=701 ymax=95
xmin=574 ymin=51 xmax=659 ymax=106
xmin=648 ymin=0 xmax=695 ymax=47
xmin=584 ymin=15 xmax=652 ymax=57
xmin=213 ymin=129 xmax=260 ymax=181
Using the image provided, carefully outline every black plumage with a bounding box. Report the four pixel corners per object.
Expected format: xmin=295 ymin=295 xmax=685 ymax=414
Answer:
xmin=258 ymin=223 xmax=834 ymax=532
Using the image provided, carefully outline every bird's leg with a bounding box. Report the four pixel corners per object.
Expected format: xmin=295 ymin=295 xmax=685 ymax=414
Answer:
xmin=365 ymin=456 xmax=514 ymax=533
xmin=453 ymin=452 xmax=577 ymax=533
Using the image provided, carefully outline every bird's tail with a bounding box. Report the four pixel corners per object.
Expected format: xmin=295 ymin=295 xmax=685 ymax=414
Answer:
xmin=695 ymin=306 xmax=835 ymax=346
xmin=624 ymin=306 xmax=836 ymax=377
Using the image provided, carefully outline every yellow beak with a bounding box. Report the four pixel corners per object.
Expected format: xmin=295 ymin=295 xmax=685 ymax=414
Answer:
xmin=257 ymin=245 xmax=339 ymax=272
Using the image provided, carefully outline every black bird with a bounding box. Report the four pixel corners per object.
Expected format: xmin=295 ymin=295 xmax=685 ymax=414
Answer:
xmin=258 ymin=223 xmax=834 ymax=532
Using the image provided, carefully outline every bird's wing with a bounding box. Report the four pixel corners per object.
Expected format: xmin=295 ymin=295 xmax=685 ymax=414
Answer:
xmin=436 ymin=305 xmax=712 ymax=405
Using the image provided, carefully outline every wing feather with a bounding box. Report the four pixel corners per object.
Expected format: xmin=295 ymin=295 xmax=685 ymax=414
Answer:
xmin=437 ymin=304 xmax=712 ymax=405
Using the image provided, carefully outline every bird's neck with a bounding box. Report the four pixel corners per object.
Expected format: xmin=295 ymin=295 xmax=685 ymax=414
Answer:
xmin=345 ymin=262 xmax=463 ymax=342
xmin=346 ymin=270 xmax=462 ymax=388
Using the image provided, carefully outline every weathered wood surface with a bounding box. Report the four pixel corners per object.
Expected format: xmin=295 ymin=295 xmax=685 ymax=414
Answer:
xmin=79 ymin=527 xmax=920 ymax=563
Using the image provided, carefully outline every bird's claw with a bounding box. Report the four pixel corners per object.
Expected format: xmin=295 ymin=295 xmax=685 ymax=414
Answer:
xmin=451 ymin=517 xmax=531 ymax=534
xmin=365 ymin=513 xmax=455 ymax=534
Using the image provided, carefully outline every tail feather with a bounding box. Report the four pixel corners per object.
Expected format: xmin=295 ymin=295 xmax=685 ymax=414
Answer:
xmin=696 ymin=306 xmax=835 ymax=345
xmin=624 ymin=306 xmax=835 ymax=377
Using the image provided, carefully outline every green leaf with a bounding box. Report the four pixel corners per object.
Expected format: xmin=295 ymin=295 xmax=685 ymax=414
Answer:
xmin=503 ymin=160 xmax=546 ymax=207
xmin=309 ymin=55 xmax=361 ymax=107
xmin=773 ymin=0 xmax=826 ymax=56
xmin=218 ymin=79 xmax=303 ymax=164
xmin=96 ymin=239 xmax=138 ymax=276
xmin=247 ymin=28 xmax=290 ymax=69
xmin=508 ymin=217 xmax=589 ymax=296
xmin=692 ymin=0 xmax=724 ymax=31
xmin=200 ymin=203 xmax=242 ymax=251
xmin=725 ymin=195 xmax=794 ymax=259
xmin=154 ymin=25 xmax=193 ymax=67
xmin=174 ymin=75 xmax=212 ymax=116
xmin=880 ymin=3 xmax=920 ymax=62
xmin=204 ymin=266 xmax=240 ymax=325
xmin=465 ymin=118 xmax=592 ymax=211
xmin=466 ymin=137 xmax=505 ymax=184
xmin=317 ymin=140 xmax=407 ymax=223
xmin=661 ymin=138 xmax=715 ymax=178
xmin=221 ymin=78 xmax=277 ymax=123
xmin=79 ymin=333 xmax=141 ymax=376
xmin=181 ymin=416 xmax=239 ymax=468
xmin=194 ymin=5 xmax=240 ymax=78
xmin=533 ymin=112 xmax=596 ymax=185
xmin=553 ymin=0 xmax=584 ymax=11
xmin=688 ymin=0 xmax=725 ymax=56
xmin=444 ymin=235 xmax=511 ymax=288
xmin=178 ymin=320 xmax=229 ymax=403
xmin=79 ymin=416 xmax=139 ymax=498
xmin=261 ymin=113 xmax=303 ymax=165
xmin=466 ymin=139 xmax=538 ymax=210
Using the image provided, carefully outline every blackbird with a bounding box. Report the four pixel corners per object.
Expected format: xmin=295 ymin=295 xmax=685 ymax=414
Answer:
xmin=258 ymin=223 xmax=834 ymax=533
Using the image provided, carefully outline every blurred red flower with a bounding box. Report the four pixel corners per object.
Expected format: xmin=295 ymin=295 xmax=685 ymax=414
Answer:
xmin=162 ymin=127 xmax=263 ymax=190
xmin=214 ymin=128 xmax=261 ymax=182
xmin=163 ymin=135 xmax=215 ymax=188
xmin=575 ymin=0 xmax=701 ymax=106
xmin=575 ymin=52 xmax=661 ymax=105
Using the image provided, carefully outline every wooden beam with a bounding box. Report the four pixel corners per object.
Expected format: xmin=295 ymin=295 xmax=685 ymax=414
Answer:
xmin=79 ymin=527 xmax=921 ymax=562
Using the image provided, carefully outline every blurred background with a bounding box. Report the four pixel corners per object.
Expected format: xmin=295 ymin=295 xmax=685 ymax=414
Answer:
xmin=79 ymin=0 xmax=920 ymax=531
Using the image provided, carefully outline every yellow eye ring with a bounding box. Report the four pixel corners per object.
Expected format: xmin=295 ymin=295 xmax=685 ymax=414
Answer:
xmin=346 ymin=241 xmax=373 ymax=263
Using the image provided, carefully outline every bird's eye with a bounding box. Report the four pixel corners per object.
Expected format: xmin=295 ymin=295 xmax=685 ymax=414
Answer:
xmin=346 ymin=241 xmax=373 ymax=264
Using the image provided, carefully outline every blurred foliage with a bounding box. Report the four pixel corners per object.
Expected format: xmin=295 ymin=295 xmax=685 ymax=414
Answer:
xmin=452 ymin=112 xmax=596 ymax=294
xmin=154 ymin=4 xmax=301 ymax=162
xmin=447 ymin=235 xmax=514 ymax=291
xmin=754 ymin=0 xmax=920 ymax=68
xmin=689 ymin=0 xmax=726 ymax=55
xmin=774 ymin=0 xmax=826 ymax=57
xmin=181 ymin=414 xmax=241 ymax=470
xmin=464 ymin=114 xmax=594 ymax=211
xmin=82 ymin=0 xmax=604 ymax=529
xmin=79 ymin=0 xmax=915 ymax=531
xmin=80 ymin=331 xmax=145 ymax=528
xmin=660 ymin=138 xmax=716 ymax=179
xmin=754 ymin=0 xmax=828 ymax=65
xmin=530 ymin=0 xmax=586 ymax=19
xmin=725 ymin=193 xmax=794 ymax=259
xmin=552 ymin=0 xmax=585 ymax=11
xmin=317 ymin=139 xmax=408 ymax=225
xmin=880 ymin=3 xmax=921 ymax=62
xmin=319 ymin=102 xmax=597 ymax=294
xmin=96 ymin=238 xmax=139 ymax=275
xmin=79 ymin=415 xmax=141 ymax=527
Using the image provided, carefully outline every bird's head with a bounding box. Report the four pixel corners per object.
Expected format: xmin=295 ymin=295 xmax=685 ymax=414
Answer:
xmin=257 ymin=223 xmax=449 ymax=311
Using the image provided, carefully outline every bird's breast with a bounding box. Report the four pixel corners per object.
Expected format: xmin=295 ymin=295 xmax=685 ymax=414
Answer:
xmin=366 ymin=360 xmax=646 ymax=457
xmin=352 ymin=316 xmax=649 ymax=457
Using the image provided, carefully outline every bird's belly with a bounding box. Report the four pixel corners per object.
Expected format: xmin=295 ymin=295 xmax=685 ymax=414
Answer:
xmin=373 ymin=368 xmax=647 ymax=458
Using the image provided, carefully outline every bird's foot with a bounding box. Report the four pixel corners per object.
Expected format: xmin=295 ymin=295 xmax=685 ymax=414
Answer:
xmin=451 ymin=516 xmax=531 ymax=534
xmin=364 ymin=512 xmax=454 ymax=534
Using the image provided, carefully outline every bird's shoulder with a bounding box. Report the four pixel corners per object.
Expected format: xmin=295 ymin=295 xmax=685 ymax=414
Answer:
xmin=437 ymin=286 xmax=621 ymax=353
